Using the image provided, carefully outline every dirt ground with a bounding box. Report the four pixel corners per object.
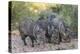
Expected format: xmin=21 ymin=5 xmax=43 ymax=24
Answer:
xmin=10 ymin=30 xmax=78 ymax=53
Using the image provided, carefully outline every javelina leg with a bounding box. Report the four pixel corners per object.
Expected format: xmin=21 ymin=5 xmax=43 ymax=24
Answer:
xmin=46 ymin=34 xmax=51 ymax=43
xmin=21 ymin=35 xmax=27 ymax=45
xmin=57 ymin=34 xmax=61 ymax=44
xmin=30 ymin=36 xmax=35 ymax=47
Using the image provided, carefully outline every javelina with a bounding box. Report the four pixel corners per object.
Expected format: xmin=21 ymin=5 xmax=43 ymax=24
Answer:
xmin=19 ymin=19 xmax=47 ymax=47
xmin=34 ymin=24 xmax=46 ymax=45
xmin=47 ymin=13 xmax=71 ymax=43
xmin=38 ymin=16 xmax=51 ymax=43
xmin=36 ymin=19 xmax=49 ymax=44
xmin=19 ymin=20 xmax=37 ymax=47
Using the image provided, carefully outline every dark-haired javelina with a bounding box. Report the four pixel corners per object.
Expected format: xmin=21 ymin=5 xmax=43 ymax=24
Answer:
xmin=34 ymin=24 xmax=46 ymax=45
xmin=38 ymin=16 xmax=53 ymax=43
xmin=35 ymin=19 xmax=49 ymax=44
xmin=53 ymin=18 xmax=71 ymax=43
xmin=47 ymin=13 xmax=71 ymax=43
xmin=19 ymin=20 xmax=47 ymax=47
xmin=19 ymin=20 xmax=37 ymax=47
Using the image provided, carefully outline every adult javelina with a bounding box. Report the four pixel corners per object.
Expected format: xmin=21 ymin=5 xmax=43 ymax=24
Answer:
xmin=47 ymin=13 xmax=71 ymax=43
xmin=19 ymin=20 xmax=47 ymax=47
xmin=37 ymin=17 xmax=52 ymax=43
xmin=19 ymin=20 xmax=37 ymax=47
xmin=36 ymin=19 xmax=49 ymax=44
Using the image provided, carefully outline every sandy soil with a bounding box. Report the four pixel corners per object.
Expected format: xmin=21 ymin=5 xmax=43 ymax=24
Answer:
xmin=10 ymin=30 xmax=78 ymax=53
